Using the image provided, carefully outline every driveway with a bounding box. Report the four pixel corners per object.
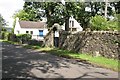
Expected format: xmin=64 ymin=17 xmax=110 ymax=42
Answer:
xmin=1 ymin=42 xmax=118 ymax=79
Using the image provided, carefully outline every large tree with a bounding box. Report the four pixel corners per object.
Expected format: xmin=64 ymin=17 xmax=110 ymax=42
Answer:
xmin=23 ymin=2 xmax=83 ymax=31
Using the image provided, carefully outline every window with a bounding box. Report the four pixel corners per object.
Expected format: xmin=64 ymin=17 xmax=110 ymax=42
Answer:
xmin=72 ymin=21 xmax=74 ymax=27
xmin=26 ymin=31 xmax=29 ymax=33
xmin=39 ymin=30 xmax=43 ymax=37
xmin=30 ymin=31 xmax=33 ymax=34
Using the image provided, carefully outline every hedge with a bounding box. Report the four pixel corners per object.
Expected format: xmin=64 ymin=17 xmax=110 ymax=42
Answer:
xmin=0 ymin=31 xmax=31 ymax=43
xmin=16 ymin=34 xmax=32 ymax=44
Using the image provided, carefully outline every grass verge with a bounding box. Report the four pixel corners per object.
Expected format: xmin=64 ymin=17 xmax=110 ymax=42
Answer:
xmin=39 ymin=48 xmax=119 ymax=72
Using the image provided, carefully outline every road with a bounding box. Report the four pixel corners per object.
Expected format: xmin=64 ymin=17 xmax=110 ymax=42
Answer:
xmin=1 ymin=42 xmax=118 ymax=79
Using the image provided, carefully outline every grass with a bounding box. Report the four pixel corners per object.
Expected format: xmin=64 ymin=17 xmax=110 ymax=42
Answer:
xmin=0 ymin=39 xmax=119 ymax=72
xmin=38 ymin=48 xmax=119 ymax=72
xmin=23 ymin=45 xmax=41 ymax=49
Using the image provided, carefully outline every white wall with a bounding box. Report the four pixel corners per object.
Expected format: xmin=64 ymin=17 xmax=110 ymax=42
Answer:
xmin=69 ymin=17 xmax=83 ymax=31
xmin=61 ymin=16 xmax=83 ymax=31
xmin=14 ymin=18 xmax=21 ymax=35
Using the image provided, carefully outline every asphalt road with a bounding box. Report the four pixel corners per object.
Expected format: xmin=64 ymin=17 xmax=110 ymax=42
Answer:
xmin=1 ymin=42 xmax=118 ymax=79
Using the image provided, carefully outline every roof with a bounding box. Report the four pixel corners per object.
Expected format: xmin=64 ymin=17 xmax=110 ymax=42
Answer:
xmin=19 ymin=21 xmax=47 ymax=29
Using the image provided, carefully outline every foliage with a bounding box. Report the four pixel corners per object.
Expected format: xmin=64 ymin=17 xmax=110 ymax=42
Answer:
xmin=90 ymin=15 xmax=108 ymax=30
xmin=0 ymin=31 xmax=13 ymax=40
xmin=117 ymin=14 xmax=120 ymax=31
xmin=0 ymin=14 xmax=6 ymax=26
xmin=23 ymin=2 xmax=84 ymax=30
xmin=0 ymin=31 xmax=5 ymax=39
xmin=23 ymin=2 xmax=65 ymax=27
xmin=28 ymin=39 xmax=43 ymax=46
xmin=1 ymin=27 xmax=7 ymax=31
xmin=16 ymin=34 xmax=32 ymax=43
xmin=107 ymin=20 xmax=119 ymax=31
xmin=90 ymin=15 xmax=119 ymax=31
xmin=13 ymin=10 xmax=31 ymax=21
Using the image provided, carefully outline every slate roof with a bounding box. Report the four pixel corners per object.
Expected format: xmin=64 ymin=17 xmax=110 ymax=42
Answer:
xmin=19 ymin=21 xmax=47 ymax=29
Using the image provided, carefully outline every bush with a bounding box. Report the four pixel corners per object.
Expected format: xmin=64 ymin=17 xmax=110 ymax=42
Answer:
xmin=107 ymin=20 xmax=119 ymax=31
xmin=16 ymin=34 xmax=32 ymax=43
xmin=0 ymin=31 xmax=10 ymax=40
xmin=0 ymin=31 xmax=16 ymax=41
xmin=90 ymin=15 xmax=108 ymax=30
xmin=7 ymin=33 xmax=16 ymax=41
xmin=90 ymin=15 xmax=119 ymax=31
xmin=4 ymin=32 xmax=10 ymax=40
xmin=28 ymin=39 xmax=43 ymax=46
xmin=0 ymin=31 xmax=5 ymax=39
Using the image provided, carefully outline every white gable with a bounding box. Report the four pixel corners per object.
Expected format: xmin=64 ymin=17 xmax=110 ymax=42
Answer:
xmin=61 ymin=16 xmax=83 ymax=31
xmin=14 ymin=18 xmax=21 ymax=34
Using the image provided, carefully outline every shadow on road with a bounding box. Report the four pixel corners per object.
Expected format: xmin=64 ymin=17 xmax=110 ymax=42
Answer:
xmin=1 ymin=42 xmax=118 ymax=79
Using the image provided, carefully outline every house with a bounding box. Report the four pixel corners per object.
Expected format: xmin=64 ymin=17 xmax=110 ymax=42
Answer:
xmin=61 ymin=16 xmax=83 ymax=32
xmin=14 ymin=18 xmax=48 ymax=40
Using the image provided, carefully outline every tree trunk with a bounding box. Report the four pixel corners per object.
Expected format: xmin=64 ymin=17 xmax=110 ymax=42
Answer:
xmin=65 ymin=16 xmax=70 ymax=31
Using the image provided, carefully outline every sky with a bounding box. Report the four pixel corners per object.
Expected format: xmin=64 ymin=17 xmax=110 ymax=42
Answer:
xmin=0 ymin=0 xmax=24 ymax=28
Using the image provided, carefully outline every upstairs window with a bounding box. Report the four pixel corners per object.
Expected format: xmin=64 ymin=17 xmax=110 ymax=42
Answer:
xmin=30 ymin=31 xmax=33 ymax=34
xmin=26 ymin=31 xmax=29 ymax=34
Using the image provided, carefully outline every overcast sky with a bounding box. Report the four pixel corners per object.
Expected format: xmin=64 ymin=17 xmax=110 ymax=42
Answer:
xmin=0 ymin=0 xmax=24 ymax=28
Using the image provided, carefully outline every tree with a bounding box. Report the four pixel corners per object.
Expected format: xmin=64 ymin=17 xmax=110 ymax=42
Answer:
xmin=0 ymin=14 xmax=7 ymax=31
xmin=13 ymin=9 xmax=41 ymax=21
xmin=0 ymin=14 xmax=6 ymax=27
xmin=23 ymin=2 xmax=63 ymax=27
xmin=23 ymin=2 xmax=83 ymax=31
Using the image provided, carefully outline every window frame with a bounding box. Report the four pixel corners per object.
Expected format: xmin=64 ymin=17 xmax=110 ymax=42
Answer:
xmin=39 ymin=30 xmax=44 ymax=37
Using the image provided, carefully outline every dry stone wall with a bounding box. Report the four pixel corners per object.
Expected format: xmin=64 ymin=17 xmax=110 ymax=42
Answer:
xmin=59 ymin=30 xmax=120 ymax=59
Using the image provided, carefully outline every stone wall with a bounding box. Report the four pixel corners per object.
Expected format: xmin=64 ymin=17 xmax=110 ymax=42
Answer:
xmin=44 ymin=23 xmax=61 ymax=47
xmin=59 ymin=30 xmax=120 ymax=59
xmin=44 ymin=29 xmax=54 ymax=47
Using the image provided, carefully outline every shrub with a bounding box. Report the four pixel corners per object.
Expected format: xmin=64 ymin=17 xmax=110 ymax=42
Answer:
xmin=4 ymin=32 xmax=10 ymax=40
xmin=7 ymin=33 xmax=16 ymax=41
xmin=28 ymin=39 xmax=43 ymax=46
xmin=90 ymin=15 xmax=108 ymax=30
xmin=0 ymin=31 xmax=5 ymax=39
xmin=107 ymin=20 xmax=119 ymax=31
xmin=0 ymin=31 xmax=14 ymax=40
xmin=16 ymin=34 xmax=31 ymax=43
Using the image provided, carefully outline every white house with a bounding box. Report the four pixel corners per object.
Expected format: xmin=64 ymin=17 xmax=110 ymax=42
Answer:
xmin=14 ymin=18 xmax=48 ymax=40
xmin=61 ymin=16 xmax=83 ymax=32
